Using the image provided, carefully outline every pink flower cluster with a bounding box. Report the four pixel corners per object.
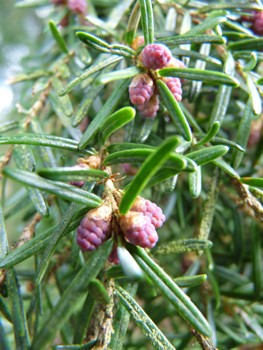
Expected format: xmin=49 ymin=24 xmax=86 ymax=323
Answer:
xmin=129 ymin=37 xmax=186 ymax=118
xmin=76 ymin=195 xmax=165 ymax=265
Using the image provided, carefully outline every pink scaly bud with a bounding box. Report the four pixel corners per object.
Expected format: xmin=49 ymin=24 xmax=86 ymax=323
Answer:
xmin=251 ymin=11 xmax=263 ymax=35
xmin=68 ymin=163 xmax=90 ymax=188
xmin=68 ymin=0 xmax=87 ymax=14
xmin=240 ymin=10 xmax=257 ymax=23
xmin=58 ymin=14 xmax=70 ymax=27
xmin=139 ymin=44 xmax=172 ymax=70
xmin=77 ymin=204 xmax=112 ymax=252
xmin=165 ymin=57 xmax=187 ymax=83
xmin=161 ymin=77 xmax=182 ymax=102
xmin=108 ymin=245 xmax=120 ymax=265
xmin=165 ymin=57 xmax=187 ymax=69
xmin=119 ymin=211 xmax=158 ymax=248
xmin=51 ymin=0 xmax=66 ymax=5
xmin=131 ymin=196 xmax=165 ymax=229
xmin=137 ymin=94 xmax=159 ymax=118
xmin=129 ymin=74 xmax=155 ymax=106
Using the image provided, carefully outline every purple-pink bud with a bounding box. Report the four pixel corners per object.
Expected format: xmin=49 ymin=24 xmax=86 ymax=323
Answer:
xmin=137 ymin=94 xmax=159 ymax=118
xmin=68 ymin=0 xmax=87 ymax=14
xmin=161 ymin=77 xmax=182 ymax=102
xmin=139 ymin=44 xmax=172 ymax=70
xmin=68 ymin=163 xmax=89 ymax=188
xmin=119 ymin=211 xmax=158 ymax=248
xmin=240 ymin=10 xmax=257 ymax=23
xmin=51 ymin=0 xmax=66 ymax=5
xmin=165 ymin=57 xmax=187 ymax=69
xmin=251 ymin=11 xmax=263 ymax=35
xmin=77 ymin=205 xmax=112 ymax=252
xmin=58 ymin=14 xmax=70 ymax=27
xmin=129 ymin=74 xmax=155 ymax=106
xmin=108 ymin=246 xmax=120 ymax=265
xmin=131 ymin=196 xmax=165 ymax=228
xmin=164 ymin=57 xmax=187 ymax=83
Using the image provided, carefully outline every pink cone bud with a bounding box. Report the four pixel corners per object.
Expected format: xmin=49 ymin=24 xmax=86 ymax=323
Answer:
xmin=165 ymin=57 xmax=187 ymax=69
xmin=58 ymin=14 xmax=70 ymax=27
xmin=119 ymin=211 xmax=158 ymax=248
xmin=131 ymin=196 xmax=165 ymax=228
xmin=68 ymin=0 xmax=87 ymax=14
xmin=77 ymin=205 xmax=112 ymax=251
xmin=240 ymin=10 xmax=257 ymax=23
xmin=51 ymin=0 xmax=66 ymax=5
xmin=251 ymin=12 xmax=263 ymax=35
xmin=137 ymin=94 xmax=159 ymax=118
xmin=68 ymin=163 xmax=89 ymax=188
xmin=129 ymin=74 xmax=155 ymax=106
xmin=165 ymin=57 xmax=187 ymax=83
xmin=139 ymin=44 xmax=172 ymax=70
xmin=161 ymin=77 xmax=182 ymax=102
xmin=108 ymin=245 xmax=120 ymax=265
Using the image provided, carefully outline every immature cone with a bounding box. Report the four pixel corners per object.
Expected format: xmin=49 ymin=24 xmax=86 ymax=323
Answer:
xmin=251 ymin=12 xmax=263 ymax=35
xmin=137 ymin=94 xmax=159 ymax=118
xmin=76 ymin=205 xmax=112 ymax=251
xmin=51 ymin=0 xmax=66 ymax=5
xmin=240 ymin=10 xmax=257 ymax=23
xmin=69 ymin=163 xmax=89 ymax=188
xmin=68 ymin=0 xmax=87 ymax=14
xmin=129 ymin=74 xmax=155 ymax=106
xmin=165 ymin=57 xmax=187 ymax=83
xmin=139 ymin=44 xmax=172 ymax=70
xmin=58 ymin=14 xmax=70 ymax=27
xmin=161 ymin=77 xmax=182 ymax=102
xmin=131 ymin=196 xmax=165 ymax=229
xmin=119 ymin=211 xmax=158 ymax=248
xmin=108 ymin=245 xmax=120 ymax=265
xmin=165 ymin=57 xmax=187 ymax=69
xmin=78 ymin=116 xmax=89 ymax=133
xmin=122 ymin=163 xmax=138 ymax=176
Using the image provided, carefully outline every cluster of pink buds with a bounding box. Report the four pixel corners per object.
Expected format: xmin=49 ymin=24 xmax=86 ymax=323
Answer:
xmin=128 ymin=37 xmax=186 ymax=118
xmin=240 ymin=11 xmax=263 ymax=36
xmin=76 ymin=184 xmax=165 ymax=265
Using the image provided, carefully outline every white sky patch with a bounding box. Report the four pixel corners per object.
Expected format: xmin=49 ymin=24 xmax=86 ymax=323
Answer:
xmin=35 ymin=6 xmax=52 ymax=18
xmin=0 ymin=85 xmax=14 ymax=117
xmin=23 ymin=15 xmax=42 ymax=38
xmin=3 ymin=44 xmax=30 ymax=65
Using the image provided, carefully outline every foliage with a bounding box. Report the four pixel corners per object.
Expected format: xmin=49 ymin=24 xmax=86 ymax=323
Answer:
xmin=0 ymin=0 xmax=263 ymax=349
